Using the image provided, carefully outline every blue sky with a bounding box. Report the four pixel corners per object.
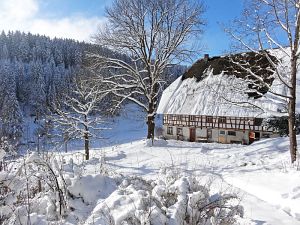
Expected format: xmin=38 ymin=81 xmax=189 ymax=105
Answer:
xmin=38 ymin=0 xmax=112 ymax=18
xmin=203 ymin=0 xmax=244 ymax=56
xmin=0 ymin=0 xmax=244 ymax=57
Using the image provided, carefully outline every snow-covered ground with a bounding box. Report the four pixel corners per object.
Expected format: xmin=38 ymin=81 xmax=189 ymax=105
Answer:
xmin=57 ymin=104 xmax=148 ymax=152
xmin=66 ymin=136 xmax=300 ymax=225
xmin=3 ymin=133 xmax=300 ymax=224
xmin=2 ymin=105 xmax=300 ymax=224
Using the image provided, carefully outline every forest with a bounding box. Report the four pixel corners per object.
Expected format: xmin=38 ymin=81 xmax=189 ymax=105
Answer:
xmin=0 ymin=31 xmax=185 ymax=155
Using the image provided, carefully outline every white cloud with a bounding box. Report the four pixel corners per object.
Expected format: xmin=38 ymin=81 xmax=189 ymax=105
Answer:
xmin=0 ymin=0 xmax=39 ymax=21
xmin=0 ymin=0 xmax=105 ymax=42
xmin=29 ymin=16 xmax=106 ymax=42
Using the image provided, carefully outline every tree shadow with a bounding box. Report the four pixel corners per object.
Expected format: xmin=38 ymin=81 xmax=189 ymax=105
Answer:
xmin=253 ymin=220 xmax=266 ymax=225
xmin=105 ymin=151 xmax=126 ymax=161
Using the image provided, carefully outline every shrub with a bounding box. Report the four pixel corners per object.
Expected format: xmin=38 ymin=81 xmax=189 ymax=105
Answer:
xmin=88 ymin=168 xmax=244 ymax=225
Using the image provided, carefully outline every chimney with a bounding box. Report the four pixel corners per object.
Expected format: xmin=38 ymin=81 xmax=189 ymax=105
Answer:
xmin=204 ymin=54 xmax=209 ymax=62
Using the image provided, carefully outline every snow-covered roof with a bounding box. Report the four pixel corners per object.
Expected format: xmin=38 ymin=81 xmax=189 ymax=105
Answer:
xmin=157 ymin=50 xmax=300 ymax=118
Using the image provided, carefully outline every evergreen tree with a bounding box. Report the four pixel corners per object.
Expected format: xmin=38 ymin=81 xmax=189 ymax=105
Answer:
xmin=1 ymin=92 xmax=23 ymax=143
xmin=0 ymin=30 xmax=185 ymax=152
xmin=0 ymin=44 xmax=9 ymax=61
xmin=0 ymin=62 xmax=23 ymax=144
xmin=29 ymin=60 xmax=46 ymax=116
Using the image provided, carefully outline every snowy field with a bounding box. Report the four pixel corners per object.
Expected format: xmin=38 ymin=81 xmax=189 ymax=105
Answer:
xmin=63 ymin=136 xmax=299 ymax=225
xmin=2 ymin=107 xmax=300 ymax=224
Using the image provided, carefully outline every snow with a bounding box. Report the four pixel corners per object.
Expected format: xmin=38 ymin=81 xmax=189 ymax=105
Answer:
xmin=84 ymin=169 xmax=243 ymax=225
xmin=68 ymin=174 xmax=117 ymax=204
xmin=224 ymin=171 xmax=300 ymax=220
xmin=2 ymin=101 xmax=300 ymax=224
xmin=60 ymin=104 xmax=147 ymax=152
xmin=2 ymin=127 xmax=300 ymax=224
xmin=80 ymin=137 xmax=300 ymax=224
xmin=2 ymin=95 xmax=300 ymax=225
xmin=157 ymin=73 xmax=282 ymax=117
xmin=157 ymin=50 xmax=300 ymax=118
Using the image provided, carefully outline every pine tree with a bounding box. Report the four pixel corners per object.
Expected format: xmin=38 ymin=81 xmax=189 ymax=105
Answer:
xmin=0 ymin=61 xmax=23 ymax=144
xmin=29 ymin=60 xmax=46 ymax=116
xmin=0 ymin=44 xmax=9 ymax=61
xmin=1 ymin=92 xmax=23 ymax=143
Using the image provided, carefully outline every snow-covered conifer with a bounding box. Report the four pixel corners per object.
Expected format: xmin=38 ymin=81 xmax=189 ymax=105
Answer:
xmin=1 ymin=89 xmax=23 ymax=145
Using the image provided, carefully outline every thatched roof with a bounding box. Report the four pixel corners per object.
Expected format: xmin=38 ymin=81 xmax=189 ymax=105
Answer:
xmin=182 ymin=52 xmax=277 ymax=98
xmin=157 ymin=50 xmax=293 ymax=117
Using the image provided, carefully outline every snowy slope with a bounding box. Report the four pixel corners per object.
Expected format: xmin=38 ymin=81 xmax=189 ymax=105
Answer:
xmin=56 ymin=104 xmax=147 ymax=152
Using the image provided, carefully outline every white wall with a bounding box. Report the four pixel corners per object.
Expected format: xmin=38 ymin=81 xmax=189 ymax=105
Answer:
xmin=163 ymin=125 xmax=177 ymax=140
xmin=163 ymin=125 xmax=253 ymax=145
xmin=196 ymin=128 xmax=207 ymax=137
xmin=214 ymin=129 xmax=250 ymax=144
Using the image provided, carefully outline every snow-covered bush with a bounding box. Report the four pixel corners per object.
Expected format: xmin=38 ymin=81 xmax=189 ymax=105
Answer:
xmin=0 ymin=136 xmax=16 ymax=172
xmin=68 ymin=174 xmax=117 ymax=205
xmin=0 ymin=153 xmax=71 ymax=224
xmin=1 ymin=156 xmax=244 ymax=225
xmin=86 ymin=168 xmax=244 ymax=225
xmin=0 ymin=152 xmax=120 ymax=224
xmin=265 ymin=115 xmax=300 ymax=136
xmin=0 ymin=137 xmax=16 ymax=158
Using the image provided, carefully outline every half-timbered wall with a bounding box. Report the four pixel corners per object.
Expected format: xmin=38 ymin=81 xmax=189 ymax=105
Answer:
xmin=163 ymin=114 xmax=272 ymax=132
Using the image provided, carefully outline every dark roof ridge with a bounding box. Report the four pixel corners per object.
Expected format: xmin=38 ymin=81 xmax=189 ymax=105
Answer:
xmin=182 ymin=50 xmax=278 ymax=98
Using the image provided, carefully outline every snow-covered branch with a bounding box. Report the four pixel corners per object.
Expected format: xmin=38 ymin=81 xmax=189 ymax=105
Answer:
xmin=87 ymin=0 xmax=205 ymax=139
xmin=226 ymin=0 xmax=300 ymax=163
xmin=52 ymin=72 xmax=109 ymax=160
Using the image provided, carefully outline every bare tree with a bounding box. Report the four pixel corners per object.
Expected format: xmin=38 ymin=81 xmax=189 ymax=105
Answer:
xmin=53 ymin=72 xmax=107 ymax=160
xmin=226 ymin=0 xmax=300 ymax=163
xmin=88 ymin=0 xmax=205 ymax=140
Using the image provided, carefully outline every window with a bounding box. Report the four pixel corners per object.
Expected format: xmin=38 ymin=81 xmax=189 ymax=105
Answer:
xmin=218 ymin=117 xmax=226 ymax=123
xmin=177 ymin=127 xmax=183 ymax=135
xmin=177 ymin=115 xmax=183 ymax=120
xmin=228 ymin=131 xmax=236 ymax=136
xmin=262 ymin=133 xmax=270 ymax=138
xmin=190 ymin=115 xmax=196 ymax=121
xmin=167 ymin=127 xmax=173 ymax=135
xmin=219 ymin=130 xmax=225 ymax=135
xmin=206 ymin=116 xmax=213 ymax=123
xmin=254 ymin=118 xmax=263 ymax=126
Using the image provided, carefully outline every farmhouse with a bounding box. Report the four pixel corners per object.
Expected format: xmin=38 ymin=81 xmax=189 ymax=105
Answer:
xmin=157 ymin=52 xmax=288 ymax=144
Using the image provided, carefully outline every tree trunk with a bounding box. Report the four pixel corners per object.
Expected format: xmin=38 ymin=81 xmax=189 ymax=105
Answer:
xmin=288 ymin=105 xmax=297 ymax=163
xmin=147 ymin=82 xmax=159 ymax=142
xmin=36 ymin=111 xmax=40 ymax=155
xmin=84 ymin=115 xmax=89 ymax=160
xmin=84 ymin=133 xmax=89 ymax=160
xmin=147 ymin=102 xmax=155 ymax=141
xmin=289 ymin=55 xmax=298 ymax=163
xmin=147 ymin=115 xmax=155 ymax=139
xmin=64 ymin=141 xmax=68 ymax=153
